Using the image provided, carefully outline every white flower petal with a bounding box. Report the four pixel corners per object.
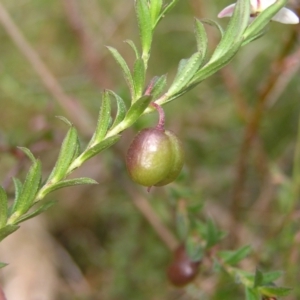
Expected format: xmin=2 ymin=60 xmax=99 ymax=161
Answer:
xmin=250 ymin=0 xmax=258 ymax=9
xmin=272 ymin=7 xmax=299 ymax=24
xmin=259 ymin=0 xmax=276 ymax=11
xmin=218 ymin=4 xmax=236 ymax=18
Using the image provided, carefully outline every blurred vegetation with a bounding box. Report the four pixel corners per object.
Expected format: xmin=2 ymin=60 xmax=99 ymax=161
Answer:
xmin=0 ymin=0 xmax=300 ymax=299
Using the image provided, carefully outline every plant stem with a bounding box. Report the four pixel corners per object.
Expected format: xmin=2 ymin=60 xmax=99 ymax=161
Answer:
xmin=151 ymin=102 xmax=165 ymax=131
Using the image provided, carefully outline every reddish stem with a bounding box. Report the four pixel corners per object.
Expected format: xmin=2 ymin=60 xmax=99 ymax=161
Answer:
xmin=151 ymin=102 xmax=165 ymax=131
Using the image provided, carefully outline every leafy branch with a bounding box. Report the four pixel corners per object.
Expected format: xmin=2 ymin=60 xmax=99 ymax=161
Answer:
xmin=0 ymin=0 xmax=294 ymax=298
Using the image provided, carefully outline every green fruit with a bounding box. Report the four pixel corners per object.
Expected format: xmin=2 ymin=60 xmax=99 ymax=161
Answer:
xmin=126 ymin=128 xmax=184 ymax=187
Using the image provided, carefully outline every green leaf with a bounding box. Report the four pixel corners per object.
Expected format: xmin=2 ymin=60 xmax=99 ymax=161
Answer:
xmin=166 ymin=52 xmax=203 ymax=96
xmin=17 ymin=147 xmax=36 ymax=163
xmin=90 ymin=90 xmax=111 ymax=145
xmin=55 ymin=115 xmax=72 ymax=126
xmin=210 ymin=0 xmax=250 ymax=62
xmin=205 ymin=218 xmax=225 ymax=248
xmin=107 ymin=90 xmax=127 ymax=129
xmin=135 ymin=0 xmax=153 ymax=59
xmin=190 ymin=38 xmax=243 ymax=86
xmin=14 ymin=199 xmax=56 ymax=224
xmin=155 ymin=0 xmax=180 ymax=27
xmin=40 ymin=177 xmax=98 ymax=197
xmin=9 ymin=160 xmax=42 ymax=221
xmin=0 ymin=262 xmax=7 ymax=269
xmin=12 ymin=177 xmax=22 ymax=201
xmin=254 ymin=269 xmax=264 ymax=288
xmin=218 ymin=245 xmax=252 ymax=266
xmin=194 ymin=19 xmax=208 ymax=63
xmin=9 ymin=178 xmax=23 ymax=217
xmin=77 ymin=135 xmax=121 ymax=164
xmin=149 ymin=0 xmax=163 ymax=26
xmin=176 ymin=201 xmax=190 ymax=240
xmin=245 ymin=287 xmax=260 ymax=300
xmin=124 ymin=39 xmax=140 ymax=59
xmin=261 ymin=271 xmax=283 ymax=285
xmin=0 ymin=186 xmax=8 ymax=228
xmin=146 ymin=75 xmax=167 ymax=100
xmin=0 ymin=225 xmax=19 ymax=242
xmin=201 ymin=18 xmax=224 ymax=38
xmin=46 ymin=126 xmax=78 ymax=184
xmin=242 ymin=29 xmax=266 ymax=46
xmin=186 ymin=237 xmax=203 ymax=262
xmin=133 ymin=58 xmax=146 ymax=100
xmin=234 ymin=269 xmax=256 ymax=287
xmin=107 ymin=46 xmax=135 ymax=98
xmin=123 ymin=95 xmax=152 ymax=128
xmin=243 ymin=0 xmax=287 ymax=42
xmin=259 ymin=286 xmax=292 ymax=297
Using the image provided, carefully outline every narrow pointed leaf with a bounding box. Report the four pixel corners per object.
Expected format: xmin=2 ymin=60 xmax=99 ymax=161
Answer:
xmin=0 ymin=225 xmax=19 ymax=242
xmin=9 ymin=178 xmax=23 ymax=217
xmin=15 ymin=200 xmax=56 ymax=224
xmin=90 ymin=90 xmax=111 ymax=145
xmin=156 ymin=0 xmax=180 ymax=27
xmin=243 ymin=0 xmax=287 ymax=42
xmin=78 ymin=135 xmax=120 ymax=164
xmin=254 ymin=269 xmax=264 ymax=288
xmin=47 ymin=126 xmax=78 ymax=183
xmin=12 ymin=177 xmax=22 ymax=204
xmin=176 ymin=202 xmax=189 ymax=240
xmin=194 ymin=19 xmax=208 ymax=62
xmin=206 ymin=218 xmax=225 ymax=248
xmin=149 ymin=0 xmax=163 ymax=26
xmin=149 ymin=75 xmax=167 ymax=99
xmin=178 ymin=58 xmax=191 ymax=75
xmin=259 ymin=286 xmax=292 ymax=297
xmin=211 ymin=0 xmax=250 ymax=61
xmin=55 ymin=116 xmax=72 ymax=126
xmin=41 ymin=178 xmax=98 ymax=197
xmin=201 ymin=18 xmax=224 ymax=38
xmin=218 ymin=245 xmax=251 ymax=266
xmin=124 ymin=40 xmax=140 ymax=59
xmin=0 ymin=262 xmax=7 ymax=269
xmin=242 ymin=29 xmax=266 ymax=46
xmin=245 ymin=287 xmax=260 ymax=300
xmin=10 ymin=160 xmax=42 ymax=219
xmin=190 ymin=38 xmax=243 ymax=85
xmin=108 ymin=90 xmax=127 ymax=129
xmin=74 ymin=135 xmax=81 ymax=159
xmin=123 ymin=95 xmax=152 ymax=127
xmin=261 ymin=271 xmax=283 ymax=285
xmin=166 ymin=52 xmax=203 ymax=96
xmin=17 ymin=147 xmax=36 ymax=163
xmin=235 ymin=269 xmax=255 ymax=286
xmin=133 ymin=58 xmax=146 ymax=100
xmin=135 ymin=0 xmax=153 ymax=57
xmin=0 ymin=186 xmax=8 ymax=228
xmin=186 ymin=236 xmax=204 ymax=262
xmin=107 ymin=46 xmax=135 ymax=98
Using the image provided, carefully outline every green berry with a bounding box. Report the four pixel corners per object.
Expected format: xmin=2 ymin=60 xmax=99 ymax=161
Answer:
xmin=126 ymin=128 xmax=184 ymax=187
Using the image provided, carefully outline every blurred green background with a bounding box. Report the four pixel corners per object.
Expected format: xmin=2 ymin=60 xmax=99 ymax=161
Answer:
xmin=0 ymin=0 xmax=300 ymax=299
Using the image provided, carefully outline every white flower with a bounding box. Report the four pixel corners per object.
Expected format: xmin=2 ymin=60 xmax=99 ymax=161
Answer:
xmin=218 ymin=0 xmax=299 ymax=24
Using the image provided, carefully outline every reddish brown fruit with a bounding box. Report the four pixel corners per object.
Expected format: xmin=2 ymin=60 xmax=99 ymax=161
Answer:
xmin=167 ymin=244 xmax=201 ymax=287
